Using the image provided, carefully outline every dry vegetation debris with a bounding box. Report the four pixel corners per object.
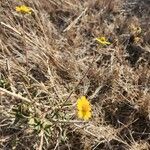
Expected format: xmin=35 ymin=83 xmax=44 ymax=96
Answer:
xmin=0 ymin=0 xmax=150 ymax=149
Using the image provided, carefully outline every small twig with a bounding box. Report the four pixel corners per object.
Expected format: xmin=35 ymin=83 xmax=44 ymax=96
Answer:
xmin=22 ymin=15 xmax=29 ymax=68
xmin=53 ymin=138 xmax=60 ymax=150
xmin=62 ymin=54 xmax=97 ymax=106
xmin=6 ymin=59 xmax=16 ymax=93
xmin=0 ymin=22 xmax=36 ymax=47
xmin=0 ymin=87 xmax=52 ymax=109
xmin=0 ymin=87 xmax=31 ymax=103
xmin=22 ymin=83 xmax=33 ymax=100
xmin=52 ymin=119 xmax=86 ymax=124
xmin=38 ymin=130 xmax=44 ymax=150
xmin=0 ymin=22 xmax=21 ymax=35
xmin=63 ymin=7 xmax=88 ymax=32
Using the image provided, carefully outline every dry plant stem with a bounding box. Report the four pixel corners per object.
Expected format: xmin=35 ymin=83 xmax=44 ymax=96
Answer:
xmin=49 ymin=54 xmax=97 ymax=119
xmin=22 ymin=82 xmax=33 ymax=100
xmin=22 ymin=15 xmax=28 ymax=69
xmin=75 ymin=124 xmax=129 ymax=146
xmin=38 ymin=130 xmax=44 ymax=150
xmin=0 ymin=22 xmax=53 ymax=63
xmin=51 ymin=119 xmax=86 ymax=124
xmin=6 ymin=59 xmax=16 ymax=93
xmin=0 ymin=21 xmax=34 ymax=46
xmin=0 ymin=87 xmax=31 ymax=103
xmin=0 ymin=87 xmax=47 ymax=108
xmin=1 ymin=20 xmax=28 ymax=68
xmin=63 ymin=7 xmax=88 ymax=32
xmin=60 ymin=54 xmax=97 ymax=108
xmin=0 ymin=22 xmax=21 ymax=35
xmin=54 ymin=139 xmax=59 ymax=150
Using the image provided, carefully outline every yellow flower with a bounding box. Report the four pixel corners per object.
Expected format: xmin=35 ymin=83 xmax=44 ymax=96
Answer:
xmin=129 ymin=24 xmax=141 ymax=35
xmin=134 ymin=36 xmax=142 ymax=44
xmin=96 ymin=37 xmax=111 ymax=46
xmin=77 ymin=96 xmax=92 ymax=120
xmin=16 ymin=5 xmax=32 ymax=14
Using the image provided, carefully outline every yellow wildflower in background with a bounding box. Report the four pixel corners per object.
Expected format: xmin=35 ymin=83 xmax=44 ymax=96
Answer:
xmin=129 ymin=24 xmax=142 ymax=44
xmin=134 ymin=37 xmax=142 ymax=44
xmin=96 ymin=37 xmax=111 ymax=46
xmin=77 ymin=96 xmax=92 ymax=120
xmin=129 ymin=24 xmax=141 ymax=35
xmin=16 ymin=5 xmax=32 ymax=14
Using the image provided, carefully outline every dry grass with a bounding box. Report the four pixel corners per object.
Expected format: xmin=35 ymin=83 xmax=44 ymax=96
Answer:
xmin=0 ymin=0 xmax=150 ymax=149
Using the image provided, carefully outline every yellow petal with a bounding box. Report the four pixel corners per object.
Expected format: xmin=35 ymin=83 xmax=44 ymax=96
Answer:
xmin=15 ymin=5 xmax=32 ymax=14
xmin=77 ymin=96 xmax=92 ymax=120
xmin=84 ymin=111 xmax=91 ymax=120
xmin=16 ymin=6 xmax=21 ymax=12
xmin=96 ymin=37 xmax=111 ymax=45
xmin=78 ymin=111 xmax=83 ymax=119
